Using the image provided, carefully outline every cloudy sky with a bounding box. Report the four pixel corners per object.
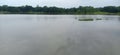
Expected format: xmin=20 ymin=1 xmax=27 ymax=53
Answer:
xmin=0 ymin=0 xmax=119 ymax=8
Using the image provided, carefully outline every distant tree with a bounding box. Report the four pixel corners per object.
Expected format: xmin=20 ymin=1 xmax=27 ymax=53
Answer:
xmin=7 ymin=7 xmax=20 ymax=12
xmin=117 ymin=6 xmax=120 ymax=12
xmin=2 ymin=5 xmax=8 ymax=11
xmin=19 ymin=5 xmax=33 ymax=12
xmin=102 ymin=6 xmax=118 ymax=13
xmin=0 ymin=5 xmax=119 ymax=14
xmin=0 ymin=6 xmax=2 ymax=11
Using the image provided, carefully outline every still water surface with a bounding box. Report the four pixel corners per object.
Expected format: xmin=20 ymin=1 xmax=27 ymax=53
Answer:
xmin=0 ymin=15 xmax=120 ymax=55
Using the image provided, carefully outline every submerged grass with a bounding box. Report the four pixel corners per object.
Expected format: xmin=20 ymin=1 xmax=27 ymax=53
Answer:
xmin=96 ymin=18 xmax=102 ymax=20
xmin=78 ymin=18 xmax=94 ymax=21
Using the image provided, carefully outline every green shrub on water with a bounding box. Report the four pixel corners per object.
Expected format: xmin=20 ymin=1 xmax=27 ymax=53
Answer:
xmin=78 ymin=18 xmax=94 ymax=21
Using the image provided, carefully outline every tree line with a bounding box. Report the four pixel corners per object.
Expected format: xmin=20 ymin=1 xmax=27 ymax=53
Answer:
xmin=0 ymin=5 xmax=120 ymax=14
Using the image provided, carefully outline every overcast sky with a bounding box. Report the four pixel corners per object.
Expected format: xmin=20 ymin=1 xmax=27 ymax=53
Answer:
xmin=0 ymin=0 xmax=119 ymax=8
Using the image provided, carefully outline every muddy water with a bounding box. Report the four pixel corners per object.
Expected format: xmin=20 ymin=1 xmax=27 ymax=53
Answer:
xmin=0 ymin=15 xmax=120 ymax=55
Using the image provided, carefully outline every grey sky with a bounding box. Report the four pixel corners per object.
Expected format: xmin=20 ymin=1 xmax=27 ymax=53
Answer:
xmin=0 ymin=0 xmax=119 ymax=8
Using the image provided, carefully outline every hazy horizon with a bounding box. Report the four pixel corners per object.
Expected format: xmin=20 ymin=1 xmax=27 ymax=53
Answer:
xmin=0 ymin=0 xmax=119 ymax=8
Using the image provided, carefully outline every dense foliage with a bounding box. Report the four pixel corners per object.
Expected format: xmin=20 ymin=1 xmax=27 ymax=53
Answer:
xmin=0 ymin=5 xmax=120 ymax=14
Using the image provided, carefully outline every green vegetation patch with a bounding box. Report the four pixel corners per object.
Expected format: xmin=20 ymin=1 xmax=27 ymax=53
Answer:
xmin=96 ymin=18 xmax=102 ymax=20
xmin=0 ymin=5 xmax=120 ymax=14
xmin=78 ymin=18 xmax=94 ymax=21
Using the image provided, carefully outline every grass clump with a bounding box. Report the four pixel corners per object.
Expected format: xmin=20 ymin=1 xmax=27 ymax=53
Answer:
xmin=78 ymin=18 xmax=94 ymax=21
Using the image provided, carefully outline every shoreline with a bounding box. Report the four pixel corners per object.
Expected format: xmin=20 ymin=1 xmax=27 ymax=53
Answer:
xmin=0 ymin=13 xmax=120 ymax=15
